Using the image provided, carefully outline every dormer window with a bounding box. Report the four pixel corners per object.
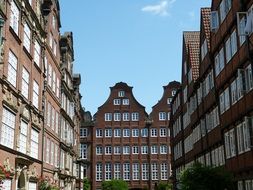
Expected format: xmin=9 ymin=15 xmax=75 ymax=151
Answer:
xmin=118 ymin=91 xmax=125 ymax=97
xmin=167 ymin=98 xmax=172 ymax=104
xmin=172 ymin=90 xmax=177 ymax=96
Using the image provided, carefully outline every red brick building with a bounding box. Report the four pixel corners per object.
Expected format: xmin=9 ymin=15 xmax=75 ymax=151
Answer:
xmin=92 ymin=82 xmax=179 ymax=190
xmin=170 ymin=1 xmax=253 ymax=189
xmin=0 ymin=0 xmax=83 ymax=189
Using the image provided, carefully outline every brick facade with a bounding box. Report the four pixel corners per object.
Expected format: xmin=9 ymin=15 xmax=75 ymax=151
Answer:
xmin=170 ymin=1 xmax=253 ymax=190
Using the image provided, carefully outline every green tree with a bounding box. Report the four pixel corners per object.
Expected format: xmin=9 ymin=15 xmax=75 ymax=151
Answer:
xmin=179 ymin=162 xmax=234 ymax=190
xmin=83 ymin=178 xmax=91 ymax=190
xmin=102 ymin=180 xmax=128 ymax=190
xmin=157 ymin=182 xmax=172 ymax=190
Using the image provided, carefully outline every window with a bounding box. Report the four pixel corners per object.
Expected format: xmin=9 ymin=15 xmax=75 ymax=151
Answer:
xmin=33 ymin=81 xmax=39 ymax=109
xmin=10 ymin=1 xmax=19 ymax=34
xmin=52 ymin=15 xmax=56 ymax=29
xmin=1 ymin=108 xmax=15 ymax=148
xmin=159 ymin=112 xmax=166 ymax=120
xmin=167 ymin=98 xmax=173 ymax=104
xmin=141 ymin=128 xmax=148 ymax=137
xmin=48 ymin=64 xmax=52 ymax=86
xmin=8 ymin=51 xmax=18 ymax=87
xmin=114 ymin=163 xmax=121 ymax=179
xmin=2 ymin=179 xmax=12 ymax=190
xmin=201 ymin=39 xmax=208 ymax=61
xmin=51 ymin=107 xmax=55 ymax=130
xmin=168 ymin=112 xmax=171 ymax=120
xmin=19 ymin=121 xmax=28 ymax=154
xmin=219 ymin=0 xmax=232 ymax=23
xmin=122 ymin=99 xmax=129 ymax=105
xmin=30 ymin=128 xmax=39 ymax=159
xmin=236 ymin=118 xmax=251 ymax=154
xmin=245 ymin=180 xmax=253 ymax=190
xmin=105 ymin=128 xmax=112 ymax=137
xmin=132 ymin=129 xmax=139 ymax=137
xmin=50 ymin=141 xmax=54 ymax=165
xmin=160 ymin=145 xmax=168 ymax=154
xmin=46 ymin=138 xmax=50 ymax=163
xmin=245 ymin=64 xmax=253 ymax=91
xmin=28 ymin=182 xmax=36 ymax=190
xmin=225 ymin=30 xmax=237 ymax=63
xmin=132 ymin=163 xmax=139 ymax=180
xmin=104 ymin=113 xmax=112 ymax=121
xmin=210 ymin=11 xmax=219 ymax=31
xmin=230 ymin=79 xmax=238 ymax=105
xmin=96 ymin=163 xmax=103 ymax=181
xmin=21 ymin=67 xmax=29 ymax=99
xmin=55 ymin=145 xmax=58 ymax=167
xmin=80 ymin=128 xmax=88 ymax=137
xmin=132 ymin=146 xmax=139 ymax=154
xmin=114 ymin=128 xmax=121 ymax=137
xmin=151 ymin=163 xmax=158 ymax=180
xmin=160 ymin=128 xmax=167 ymax=137
xmin=150 ymin=128 xmax=157 ymax=137
xmin=53 ymin=39 xmax=57 ymax=56
xmin=219 ymin=87 xmax=230 ymax=114
xmin=188 ymin=68 xmax=193 ymax=84
xmin=23 ymin=23 xmax=31 ymax=52
xmin=96 ymin=129 xmax=103 ymax=137
xmin=131 ymin=112 xmax=139 ymax=121
xmin=123 ymin=129 xmax=130 ymax=137
xmin=105 ymin=163 xmax=112 ymax=180
xmin=214 ymin=48 xmax=225 ymax=76
xmin=96 ymin=146 xmax=103 ymax=155
xmin=52 ymin=71 xmax=56 ymax=92
xmin=118 ymin=91 xmax=125 ymax=97
xmin=151 ymin=145 xmax=158 ymax=154
xmin=114 ymin=113 xmax=121 ymax=121
xmin=122 ymin=112 xmax=130 ymax=121
xmin=113 ymin=99 xmax=121 ymax=105
xmin=49 ymin=33 xmax=53 ymax=48
xmin=238 ymin=181 xmax=243 ymax=190
xmin=105 ymin=146 xmax=112 ymax=155
xmin=123 ymin=146 xmax=130 ymax=154
xmin=80 ymin=144 xmax=87 ymax=159
xmin=47 ymin=102 xmax=51 ymax=127
xmin=34 ymin=40 xmax=41 ymax=66
xmin=142 ymin=163 xmax=149 ymax=180
xmin=123 ymin=163 xmax=130 ymax=180
xmin=161 ymin=163 xmax=168 ymax=180
xmin=141 ymin=146 xmax=148 ymax=154
xmin=114 ymin=146 xmax=121 ymax=155
xmin=56 ymin=78 xmax=60 ymax=98
xmin=224 ymin=129 xmax=236 ymax=159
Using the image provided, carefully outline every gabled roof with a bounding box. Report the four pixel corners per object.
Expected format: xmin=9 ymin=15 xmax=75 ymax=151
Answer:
xmin=201 ymin=8 xmax=211 ymax=49
xmin=183 ymin=31 xmax=200 ymax=81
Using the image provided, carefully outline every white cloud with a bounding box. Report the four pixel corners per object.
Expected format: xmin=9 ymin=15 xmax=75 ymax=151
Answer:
xmin=141 ymin=0 xmax=176 ymax=16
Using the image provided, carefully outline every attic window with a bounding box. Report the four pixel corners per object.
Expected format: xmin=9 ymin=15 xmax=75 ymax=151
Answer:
xmin=118 ymin=91 xmax=125 ymax=97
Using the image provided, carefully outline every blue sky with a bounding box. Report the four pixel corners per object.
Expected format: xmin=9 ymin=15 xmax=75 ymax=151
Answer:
xmin=60 ymin=0 xmax=211 ymax=115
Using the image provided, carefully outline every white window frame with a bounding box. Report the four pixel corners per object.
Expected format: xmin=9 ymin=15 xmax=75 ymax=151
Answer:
xmin=21 ymin=67 xmax=29 ymax=99
xmin=8 ymin=51 xmax=18 ymax=87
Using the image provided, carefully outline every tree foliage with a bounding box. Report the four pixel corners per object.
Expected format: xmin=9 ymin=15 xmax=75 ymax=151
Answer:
xmin=179 ymin=162 xmax=234 ymax=190
xmin=102 ymin=180 xmax=128 ymax=190
xmin=83 ymin=178 xmax=91 ymax=190
xmin=157 ymin=182 xmax=173 ymax=190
